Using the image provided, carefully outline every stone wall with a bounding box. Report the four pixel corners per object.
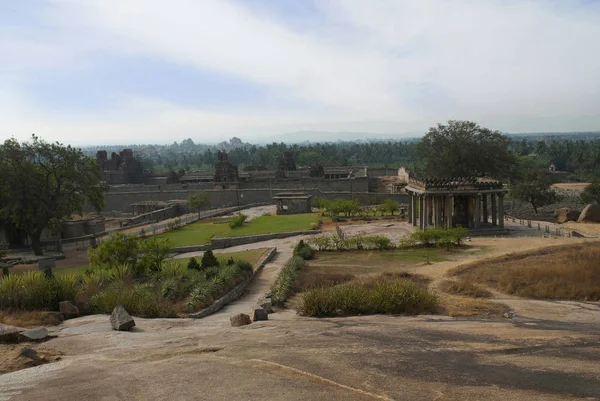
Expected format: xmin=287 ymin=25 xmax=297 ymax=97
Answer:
xmin=92 ymin=186 xmax=408 ymax=213
xmin=127 ymin=204 xmax=179 ymax=225
xmin=188 ymin=247 xmax=278 ymax=318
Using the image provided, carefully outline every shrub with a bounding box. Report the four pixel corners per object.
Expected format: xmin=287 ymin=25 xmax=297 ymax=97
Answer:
xmin=228 ymin=213 xmax=247 ymax=229
xmin=89 ymin=281 xmax=174 ymax=318
xmin=0 ymin=271 xmax=81 ymax=311
xmin=294 ymin=240 xmax=315 ymax=260
xmin=297 ymin=278 xmax=438 ymax=317
xmin=88 ymin=232 xmax=140 ymax=269
xmin=201 ymin=249 xmax=219 ymax=269
xmin=409 ymin=227 xmax=468 ymax=249
xmin=187 ymin=257 xmax=201 ymax=271
xmin=139 ymin=237 xmax=173 ymax=273
xmin=271 ymin=256 xmax=306 ymax=306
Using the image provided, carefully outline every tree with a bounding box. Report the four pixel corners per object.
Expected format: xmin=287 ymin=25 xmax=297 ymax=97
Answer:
xmin=0 ymin=136 xmax=106 ymax=255
xmin=580 ymin=181 xmax=600 ymax=205
xmin=188 ymin=191 xmax=210 ymax=216
xmin=201 ymin=249 xmax=219 ymax=269
xmin=418 ymin=120 xmax=514 ymax=179
xmin=383 ymin=199 xmax=399 ymax=216
xmin=509 ymin=171 xmax=558 ymax=214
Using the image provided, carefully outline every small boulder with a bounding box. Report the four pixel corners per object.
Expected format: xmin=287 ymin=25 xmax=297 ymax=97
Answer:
xmin=555 ymin=208 xmax=581 ymax=224
xmin=571 ymin=230 xmax=585 ymax=238
xmin=257 ymin=297 xmax=273 ymax=314
xmin=59 ymin=301 xmax=79 ymax=319
xmin=251 ymin=306 xmax=268 ymax=322
xmin=110 ymin=305 xmax=136 ymax=331
xmin=20 ymin=346 xmax=40 ymax=360
xmin=577 ymin=204 xmax=600 ymax=223
xmin=41 ymin=311 xmax=64 ymax=326
xmin=230 ymin=313 xmax=252 ymax=327
xmin=18 ymin=327 xmax=49 ymax=342
xmin=0 ymin=323 xmax=24 ymax=343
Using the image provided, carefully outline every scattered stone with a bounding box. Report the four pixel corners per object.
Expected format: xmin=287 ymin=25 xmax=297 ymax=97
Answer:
xmin=257 ymin=297 xmax=274 ymax=314
xmin=110 ymin=305 xmax=136 ymax=331
xmin=571 ymin=230 xmax=585 ymax=238
xmin=577 ymin=204 xmax=600 ymax=223
xmin=555 ymin=208 xmax=581 ymax=224
xmin=263 ymin=292 xmax=273 ymax=299
xmin=503 ymin=310 xmax=516 ymax=319
xmin=18 ymin=327 xmax=49 ymax=342
xmin=41 ymin=311 xmax=64 ymax=326
xmin=59 ymin=301 xmax=79 ymax=319
xmin=230 ymin=313 xmax=252 ymax=327
xmin=20 ymin=347 xmax=40 ymax=360
xmin=0 ymin=323 xmax=24 ymax=343
xmin=251 ymin=306 xmax=269 ymax=322
xmin=382 ymin=223 xmax=394 ymax=228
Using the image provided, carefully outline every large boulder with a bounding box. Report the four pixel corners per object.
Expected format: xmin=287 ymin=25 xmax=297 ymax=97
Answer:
xmin=18 ymin=327 xmax=49 ymax=342
xmin=0 ymin=323 xmax=24 ymax=343
xmin=230 ymin=313 xmax=252 ymax=327
xmin=110 ymin=305 xmax=136 ymax=331
xmin=555 ymin=208 xmax=581 ymax=224
xmin=577 ymin=204 xmax=600 ymax=223
xmin=59 ymin=301 xmax=79 ymax=319
xmin=251 ymin=306 xmax=269 ymax=322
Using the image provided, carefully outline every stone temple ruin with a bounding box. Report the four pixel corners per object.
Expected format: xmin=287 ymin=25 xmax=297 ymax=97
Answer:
xmin=273 ymin=192 xmax=313 ymax=215
xmin=96 ymin=149 xmax=143 ymax=185
xmin=405 ymin=175 xmax=508 ymax=232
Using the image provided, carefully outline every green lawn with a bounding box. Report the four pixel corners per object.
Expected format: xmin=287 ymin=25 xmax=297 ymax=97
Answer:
xmin=53 ymin=249 xmax=269 ymax=277
xmin=158 ymin=213 xmax=320 ymax=247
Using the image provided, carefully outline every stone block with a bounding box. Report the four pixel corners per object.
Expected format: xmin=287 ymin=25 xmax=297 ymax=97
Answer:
xmin=110 ymin=305 xmax=136 ymax=331
xmin=230 ymin=313 xmax=252 ymax=327
xmin=578 ymin=204 xmax=600 ymax=223
xmin=0 ymin=323 xmax=24 ymax=343
xmin=251 ymin=306 xmax=268 ymax=322
xmin=257 ymin=297 xmax=273 ymax=314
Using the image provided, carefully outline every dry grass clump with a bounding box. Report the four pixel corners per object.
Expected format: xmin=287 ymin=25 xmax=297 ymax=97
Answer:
xmin=296 ymin=275 xmax=438 ymax=317
xmin=442 ymin=297 xmax=510 ymax=318
xmin=451 ymin=242 xmax=600 ymax=301
xmin=439 ymin=279 xmax=492 ymax=298
xmin=0 ymin=311 xmax=61 ymax=328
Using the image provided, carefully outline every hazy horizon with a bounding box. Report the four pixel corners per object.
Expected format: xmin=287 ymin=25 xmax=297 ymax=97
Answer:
xmin=2 ymin=1 xmax=600 ymax=146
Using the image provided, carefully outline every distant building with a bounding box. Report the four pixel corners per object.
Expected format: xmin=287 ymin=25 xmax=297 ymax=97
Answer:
xmin=214 ymin=151 xmax=239 ymax=188
xmin=96 ymin=149 xmax=143 ymax=184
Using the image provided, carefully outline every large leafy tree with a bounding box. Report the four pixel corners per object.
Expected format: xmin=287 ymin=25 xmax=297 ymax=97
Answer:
xmin=580 ymin=180 xmax=600 ymax=205
xmin=418 ymin=120 xmax=514 ymax=179
xmin=509 ymin=170 xmax=558 ymax=214
xmin=188 ymin=191 xmax=210 ymax=216
xmin=0 ymin=135 xmax=106 ymax=255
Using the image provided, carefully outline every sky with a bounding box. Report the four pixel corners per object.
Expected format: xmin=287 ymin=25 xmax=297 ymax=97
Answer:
xmin=1 ymin=0 xmax=600 ymax=145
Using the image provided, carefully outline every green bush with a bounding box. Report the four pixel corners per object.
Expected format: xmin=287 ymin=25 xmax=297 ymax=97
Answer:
xmin=297 ymin=278 xmax=438 ymax=317
xmin=201 ymin=249 xmax=219 ymax=269
xmin=271 ymin=256 xmax=306 ymax=306
xmin=228 ymin=213 xmax=248 ymax=229
xmin=294 ymin=240 xmax=315 ymax=260
xmin=408 ymin=227 xmax=468 ymax=249
xmin=187 ymin=257 xmax=201 ymax=271
xmin=0 ymin=271 xmax=81 ymax=311
xmin=89 ymin=280 xmax=175 ymax=318
xmin=307 ymin=234 xmax=395 ymax=252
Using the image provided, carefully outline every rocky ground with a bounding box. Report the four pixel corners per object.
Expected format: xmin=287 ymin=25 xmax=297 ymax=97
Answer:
xmin=1 ymin=216 xmax=600 ymax=400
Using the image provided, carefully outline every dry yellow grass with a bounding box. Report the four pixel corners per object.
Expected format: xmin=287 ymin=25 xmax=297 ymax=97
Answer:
xmin=450 ymin=242 xmax=600 ymax=301
xmin=438 ymin=279 xmax=492 ymax=298
xmin=442 ymin=296 xmax=510 ymax=317
xmin=552 ymin=182 xmax=589 ymax=190
xmin=0 ymin=311 xmax=61 ymax=328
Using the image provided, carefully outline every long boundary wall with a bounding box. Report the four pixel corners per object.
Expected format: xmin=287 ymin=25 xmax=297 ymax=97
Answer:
xmin=94 ymin=187 xmax=408 ymax=213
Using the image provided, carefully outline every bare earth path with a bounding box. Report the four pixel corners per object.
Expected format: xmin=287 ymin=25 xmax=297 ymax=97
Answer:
xmin=1 ymin=224 xmax=600 ymax=401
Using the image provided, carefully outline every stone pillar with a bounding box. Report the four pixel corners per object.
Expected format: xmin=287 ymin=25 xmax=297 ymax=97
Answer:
xmin=498 ymin=194 xmax=505 ymax=228
xmin=467 ymin=197 xmax=474 ymax=229
xmin=412 ymin=194 xmax=417 ymax=227
xmin=432 ymin=196 xmax=437 ymax=228
xmin=422 ymin=195 xmax=429 ymax=231
xmin=491 ymin=194 xmax=497 ymax=226
xmin=447 ymin=195 xmax=453 ymax=228
xmin=482 ymin=194 xmax=488 ymax=224
xmin=408 ymin=193 xmax=413 ymax=224
xmin=419 ymin=195 xmax=424 ymax=229
xmin=474 ymin=194 xmax=481 ymax=229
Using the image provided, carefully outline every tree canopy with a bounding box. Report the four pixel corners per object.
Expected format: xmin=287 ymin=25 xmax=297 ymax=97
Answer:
xmin=417 ymin=120 xmax=514 ymax=179
xmin=0 ymin=135 xmax=106 ymax=255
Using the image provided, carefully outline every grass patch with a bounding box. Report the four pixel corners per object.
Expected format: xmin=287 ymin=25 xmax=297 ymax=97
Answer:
xmin=450 ymin=242 xmax=600 ymax=301
xmin=296 ymin=275 xmax=438 ymax=317
xmin=0 ymin=310 xmax=61 ymax=328
xmin=271 ymin=257 xmax=306 ymax=306
xmin=158 ymin=213 xmax=320 ymax=246
xmin=438 ymin=279 xmax=492 ymax=298
xmin=304 ymin=248 xmax=450 ymax=277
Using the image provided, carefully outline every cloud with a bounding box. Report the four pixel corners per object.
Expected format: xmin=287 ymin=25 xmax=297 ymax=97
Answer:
xmin=1 ymin=0 xmax=599 ymax=144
